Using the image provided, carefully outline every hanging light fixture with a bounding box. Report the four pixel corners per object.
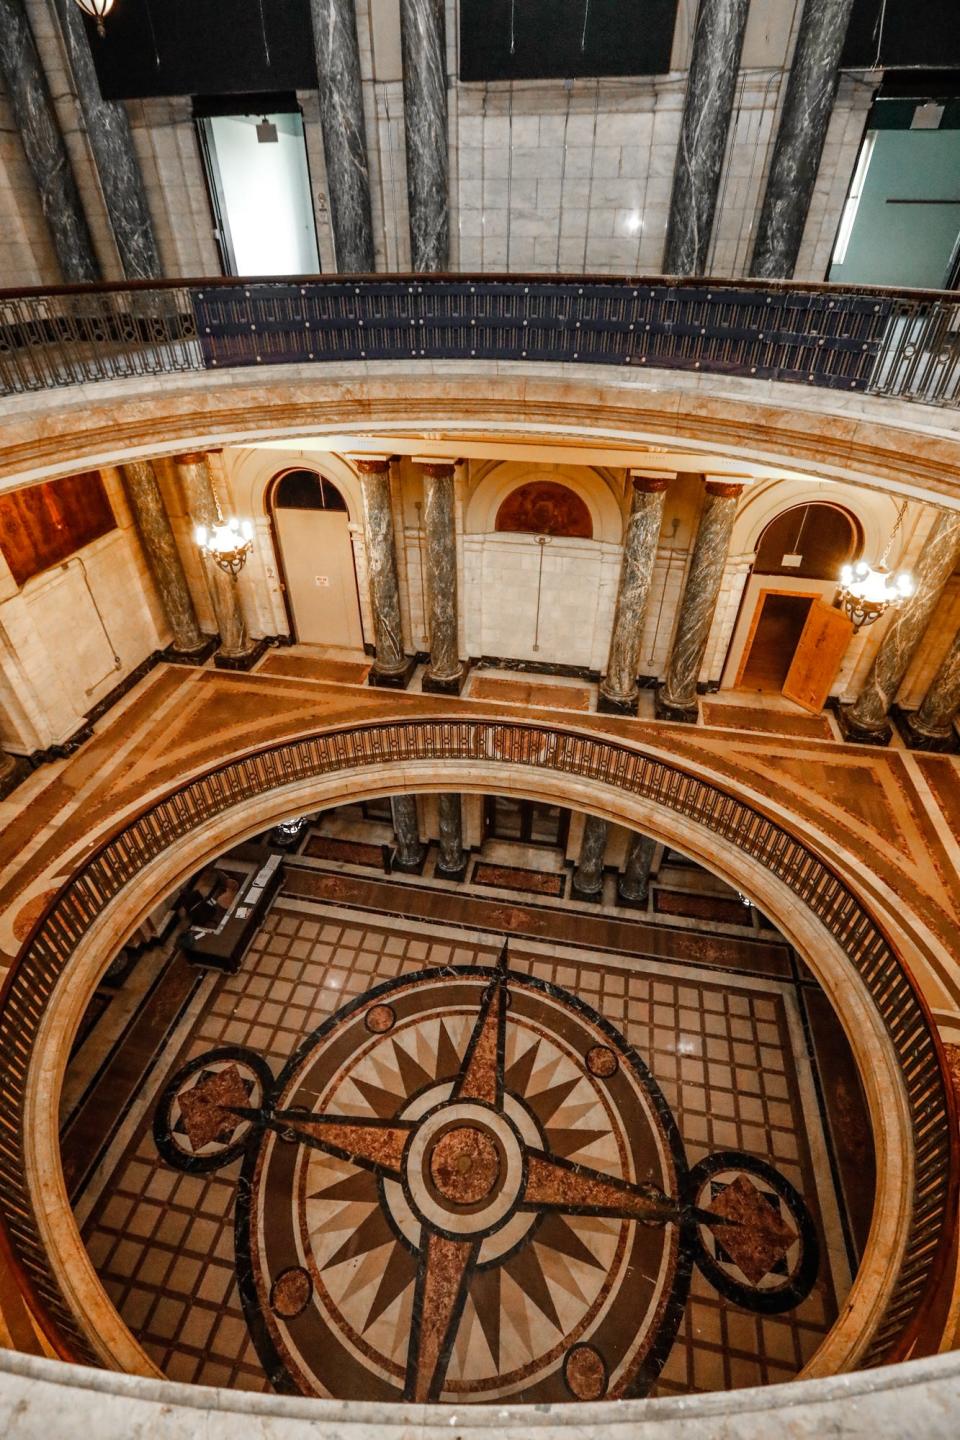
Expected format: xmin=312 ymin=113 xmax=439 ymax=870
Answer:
xmin=74 ymin=0 xmax=116 ymax=38
xmin=837 ymin=500 xmax=914 ymax=632
xmin=195 ymin=513 xmax=254 ymax=580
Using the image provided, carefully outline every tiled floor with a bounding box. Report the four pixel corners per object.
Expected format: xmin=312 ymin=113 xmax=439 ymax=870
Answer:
xmin=76 ymin=879 xmax=860 ymax=1401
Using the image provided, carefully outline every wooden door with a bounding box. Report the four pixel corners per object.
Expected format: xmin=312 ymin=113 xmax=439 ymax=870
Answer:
xmin=274 ymin=508 xmax=363 ymax=649
xmin=781 ymin=601 xmax=853 ymax=713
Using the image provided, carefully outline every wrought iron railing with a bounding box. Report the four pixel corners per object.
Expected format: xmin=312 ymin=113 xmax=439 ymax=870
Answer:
xmin=1 ymin=274 xmax=959 ymax=406
xmin=0 ymin=719 xmax=954 ymax=1370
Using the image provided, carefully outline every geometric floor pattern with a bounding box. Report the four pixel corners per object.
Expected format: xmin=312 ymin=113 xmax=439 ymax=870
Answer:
xmin=79 ymin=899 xmax=844 ymax=1396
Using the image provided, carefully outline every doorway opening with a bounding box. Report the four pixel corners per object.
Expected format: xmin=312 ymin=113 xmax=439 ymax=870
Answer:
xmin=269 ymin=469 xmax=364 ymax=650
xmin=483 ymin=796 xmax=570 ymax=849
xmin=739 ymin=594 xmax=815 ymax=691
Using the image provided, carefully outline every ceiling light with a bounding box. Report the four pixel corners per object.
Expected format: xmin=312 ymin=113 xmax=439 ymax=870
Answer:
xmin=74 ymin=0 xmax=116 ymax=38
xmin=837 ymin=500 xmax=914 ymax=631
xmin=624 ymin=211 xmax=642 ymax=235
xmin=196 ymin=515 xmax=254 ymax=579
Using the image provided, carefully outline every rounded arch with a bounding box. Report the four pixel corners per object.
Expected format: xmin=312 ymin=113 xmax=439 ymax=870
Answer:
xmin=494 ymin=478 xmax=593 ymax=537
xmin=754 ymin=501 xmax=862 ymax=579
xmin=269 ymin=468 xmax=348 ymax=514
xmin=730 ymin=479 xmax=914 ymax=568
xmin=464 ymin=462 xmax=623 ymax=542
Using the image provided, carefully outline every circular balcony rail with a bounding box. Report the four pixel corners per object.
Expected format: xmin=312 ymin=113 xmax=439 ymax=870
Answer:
xmin=0 ymin=273 xmax=959 ymax=407
xmin=0 ymin=719 xmax=955 ymax=1376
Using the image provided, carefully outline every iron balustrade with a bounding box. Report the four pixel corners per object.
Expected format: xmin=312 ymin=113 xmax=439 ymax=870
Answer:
xmin=0 ymin=719 xmax=954 ymax=1370
xmin=0 ymin=275 xmax=959 ymax=406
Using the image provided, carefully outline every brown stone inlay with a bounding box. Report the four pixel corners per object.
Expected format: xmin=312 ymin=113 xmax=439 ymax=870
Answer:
xmin=470 ymin=675 xmax=592 ymax=713
xmin=305 ymin=835 xmax=385 ymax=867
xmin=428 ymin=1126 xmax=500 ymax=1206
xmin=365 ymin=1004 xmax=396 ymax=1034
xmin=700 ymin=701 xmax=833 ymax=742
xmin=564 ymin=1343 xmax=607 ymax=1400
xmin=259 ymin=654 xmax=372 ymax=688
xmin=708 ymin=1175 xmax=797 ymax=1285
xmin=270 ymin=1266 xmax=312 ymax=1319
xmin=473 ymin=862 xmax=564 ymax=897
xmin=177 ymin=1064 xmax=249 ymax=1149
xmin=524 ymin=1155 xmax=668 ymax=1222
xmin=586 ymin=1045 xmax=618 ymax=1079
xmin=653 ymin=890 xmax=750 ymax=925
xmin=288 ymin=1119 xmax=410 ymax=1174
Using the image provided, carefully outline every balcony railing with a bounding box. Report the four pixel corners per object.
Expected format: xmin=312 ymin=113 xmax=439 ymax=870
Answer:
xmin=0 ymin=719 xmax=954 ymax=1374
xmin=1 ymin=274 xmax=959 ymax=406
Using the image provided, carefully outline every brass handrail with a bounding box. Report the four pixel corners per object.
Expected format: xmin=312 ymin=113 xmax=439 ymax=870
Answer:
xmin=0 ymin=718 xmax=954 ymax=1370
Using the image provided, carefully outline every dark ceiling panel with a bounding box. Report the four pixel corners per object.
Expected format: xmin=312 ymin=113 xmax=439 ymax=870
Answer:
xmin=458 ymin=0 xmax=678 ymax=82
xmin=86 ymin=0 xmax=317 ymax=100
xmin=842 ymin=0 xmax=960 ymax=69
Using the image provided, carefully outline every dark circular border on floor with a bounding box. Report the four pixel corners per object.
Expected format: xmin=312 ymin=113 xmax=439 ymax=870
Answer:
xmin=153 ymin=1045 xmax=274 ymax=1174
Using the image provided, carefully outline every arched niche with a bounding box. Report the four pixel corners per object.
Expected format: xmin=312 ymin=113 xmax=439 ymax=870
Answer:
xmin=494 ymin=480 xmax=593 ymax=538
xmin=754 ymin=502 xmax=861 ymax=580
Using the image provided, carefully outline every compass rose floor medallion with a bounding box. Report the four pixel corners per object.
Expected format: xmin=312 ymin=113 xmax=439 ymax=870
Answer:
xmin=154 ymin=954 xmax=820 ymax=1404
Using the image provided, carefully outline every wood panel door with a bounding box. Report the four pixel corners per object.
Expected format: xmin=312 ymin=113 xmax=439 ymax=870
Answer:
xmin=274 ymin=508 xmax=363 ymax=649
xmin=781 ymin=601 xmax=853 ymax=713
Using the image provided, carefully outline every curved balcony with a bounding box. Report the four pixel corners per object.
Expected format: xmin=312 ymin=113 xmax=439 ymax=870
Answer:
xmin=1 ymin=273 xmax=959 ymax=409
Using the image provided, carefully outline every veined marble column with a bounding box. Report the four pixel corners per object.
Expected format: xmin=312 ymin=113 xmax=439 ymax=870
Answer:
xmin=600 ymin=472 xmax=670 ymax=714
xmin=121 ymin=461 xmax=212 ymax=661
xmin=0 ymin=0 xmax=98 ymax=281
xmin=356 ymin=458 xmax=416 ymax=688
xmin=174 ymin=453 xmax=263 ymax=671
xmin=399 ymin=0 xmax=449 ymax=272
xmin=436 ymin=793 xmax=467 ymax=878
xmin=50 ymin=0 xmax=161 ymax=279
xmin=618 ymin=833 xmax=656 ymax=906
xmin=309 ymin=0 xmax=375 ymax=272
xmin=0 ymin=750 xmax=23 ymax=801
xmin=749 ymin=0 xmax=856 ymax=278
xmin=657 ymin=480 xmax=745 ymax=722
xmin=840 ymin=510 xmax=960 ymax=744
xmin=663 ymin=0 xmax=750 ymax=276
xmin=419 ymin=460 xmax=466 ymax=694
xmin=902 ymin=629 xmax=960 ymax=752
xmin=572 ymin=815 xmax=609 ymax=902
xmin=391 ymin=794 xmax=424 ymax=873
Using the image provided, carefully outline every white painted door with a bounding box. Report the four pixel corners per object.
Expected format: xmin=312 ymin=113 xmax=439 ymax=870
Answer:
xmin=274 ymin=509 xmax=363 ymax=649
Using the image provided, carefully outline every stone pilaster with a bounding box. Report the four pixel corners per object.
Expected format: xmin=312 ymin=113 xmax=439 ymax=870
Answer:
xmin=355 ymin=458 xmax=416 ymax=688
xmin=0 ymin=0 xmax=98 ymax=281
xmin=174 ymin=452 xmax=264 ymax=671
xmin=618 ymin=833 xmax=657 ymax=906
xmin=749 ymin=0 xmax=856 ymax=279
xmin=656 ymin=480 xmax=745 ymax=722
xmin=399 ymin=0 xmax=449 ymax=272
xmin=50 ymin=0 xmax=161 ymax=279
xmin=391 ymin=794 xmax=425 ymax=873
xmin=599 ymin=472 xmax=670 ymax=714
xmin=839 ymin=510 xmax=960 ymax=745
xmin=121 ymin=462 xmax=212 ymax=661
xmin=572 ymin=815 xmax=609 ymax=903
xmin=900 ymin=629 xmax=960 ymax=753
xmin=309 ymin=0 xmax=375 ymax=273
xmin=436 ymin=793 xmax=467 ymax=879
xmin=663 ymin=0 xmax=750 ymax=276
xmin=419 ymin=460 xmax=467 ymax=694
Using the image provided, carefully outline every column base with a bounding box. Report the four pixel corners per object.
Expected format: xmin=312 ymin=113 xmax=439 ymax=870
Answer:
xmin=214 ymin=637 xmax=271 ymax=672
xmin=164 ymin=635 xmax=219 ymax=667
xmin=391 ymin=846 xmax=426 ymax=876
xmin=597 ymin=689 xmax=639 ymax=716
xmin=892 ymin=705 xmax=960 ymax=754
xmin=0 ymin=755 xmax=33 ymax=801
xmin=654 ymin=687 xmax=699 ymax=724
xmin=368 ymin=655 xmax=419 ymax=690
xmin=616 ymin=885 xmax=649 ymax=910
xmin=422 ymin=661 xmax=471 ymax=696
xmin=835 ymin=704 xmax=893 ymax=747
xmin=435 ymin=854 xmax=469 ymax=883
xmin=570 ymin=875 xmax=604 ymax=904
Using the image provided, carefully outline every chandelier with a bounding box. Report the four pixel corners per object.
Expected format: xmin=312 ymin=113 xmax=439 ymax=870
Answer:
xmin=195 ymin=515 xmax=254 ymax=579
xmin=837 ymin=501 xmax=914 ymax=632
xmin=74 ymin=0 xmax=116 ymax=38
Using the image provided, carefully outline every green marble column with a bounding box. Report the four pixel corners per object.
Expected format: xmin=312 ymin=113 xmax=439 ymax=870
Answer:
xmin=901 ymin=627 xmax=960 ymax=752
xmin=357 ymin=458 xmax=416 ymax=688
xmin=391 ymin=794 xmax=425 ymax=873
xmin=572 ymin=814 xmax=609 ymax=902
xmin=121 ymin=461 xmax=210 ymax=659
xmin=419 ymin=459 xmax=466 ymax=694
xmin=618 ymin=833 xmax=656 ymax=905
xmin=436 ymin=793 xmax=466 ymax=878
xmin=600 ymin=473 xmax=669 ymax=714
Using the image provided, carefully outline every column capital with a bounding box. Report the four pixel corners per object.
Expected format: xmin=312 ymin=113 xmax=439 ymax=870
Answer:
xmin=704 ymin=478 xmax=747 ymax=499
xmin=173 ymin=451 xmax=218 ymax=467
xmin=350 ymin=455 xmax=393 ymax=475
xmin=412 ymin=457 xmax=459 ymax=477
xmin=628 ymin=470 xmax=672 ymax=494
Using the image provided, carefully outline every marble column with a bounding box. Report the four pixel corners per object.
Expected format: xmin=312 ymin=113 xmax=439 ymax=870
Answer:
xmin=50 ymin=0 xmax=161 ymax=279
xmin=901 ymin=630 xmax=960 ymax=752
xmin=662 ymin=0 xmax=750 ymax=276
xmin=174 ymin=453 xmax=263 ymax=671
xmin=749 ymin=0 xmax=856 ymax=279
xmin=121 ymin=461 xmax=211 ymax=661
xmin=309 ymin=0 xmax=375 ymax=273
xmin=657 ymin=481 xmax=745 ymax=722
xmin=391 ymin=794 xmax=424 ymax=873
xmin=356 ymin=458 xmax=416 ymax=688
xmin=0 ymin=0 xmax=98 ymax=281
xmin=436 ymin=793 xmax=467 ymax=878
xmin=618 ymin=833 xmax=657 ymax=906
xmin=600 ymin=472 xmax=670 ymax=714
xmin=0 ymin=750 xmax=23 ymax=802
xmin=840 ymin=510 xmax=960 ymax=745
xmin=399 ymin=0 xmax=449 ymax=272
xmin=419 ymin=460 xmax=466 ymax=694
xmin=572 ymin=815 xmax=609 ymax=902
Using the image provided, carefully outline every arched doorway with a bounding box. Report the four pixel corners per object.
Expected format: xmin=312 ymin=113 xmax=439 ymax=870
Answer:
xmin=723 ymin=503 xmax=861 ymax=707
xmin=269 ymin=470 xmax=364 ymax=649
